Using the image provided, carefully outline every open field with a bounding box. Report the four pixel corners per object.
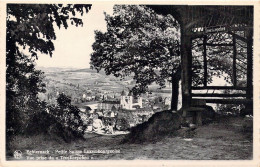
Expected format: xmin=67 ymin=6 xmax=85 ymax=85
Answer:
xmin=7 ymin=116 xmax=252 ymax=160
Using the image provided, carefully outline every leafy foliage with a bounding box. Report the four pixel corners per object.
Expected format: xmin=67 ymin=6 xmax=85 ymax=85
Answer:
xmin=57 ymin=92 xmax=72 ymax=109
xmin=6 ymin=54 xmax=46 ymax=136
xmin=48 ymin=94 xmax=86 ymax=141
xmin=6 ymin=4 xmax=91 ymax=140
xmin=91 ymin=5 xmax=181 ymax=95
xmin=7 ymin=4 xmax=91 ymax=59
xmin=26 ymin=94 xmax=87 ymax=142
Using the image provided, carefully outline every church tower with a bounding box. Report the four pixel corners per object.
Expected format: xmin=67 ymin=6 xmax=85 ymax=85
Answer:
xmin=120 ymin=90 xmax=142 ymax=110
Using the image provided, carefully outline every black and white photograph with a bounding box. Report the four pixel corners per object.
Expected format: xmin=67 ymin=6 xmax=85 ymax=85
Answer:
xmin=0 ymin=1 xmax=258 ymax=166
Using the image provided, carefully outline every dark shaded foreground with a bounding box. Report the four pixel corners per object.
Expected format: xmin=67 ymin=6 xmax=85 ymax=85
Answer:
xmin=7 ymin=116 xmax=252 ymax=160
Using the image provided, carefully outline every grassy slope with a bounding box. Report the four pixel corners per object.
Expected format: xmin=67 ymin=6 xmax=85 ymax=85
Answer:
xmin=7 ymin=116 xmax=252 ymax=160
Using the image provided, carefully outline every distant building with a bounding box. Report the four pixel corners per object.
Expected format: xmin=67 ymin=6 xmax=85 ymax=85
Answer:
xmin=98 ymin=101 xmax=120 ymax=110
xmin=86 ymin=96 xmax=92 ymax=101
xmin=120 ymin=90 xmax=142 ymax=110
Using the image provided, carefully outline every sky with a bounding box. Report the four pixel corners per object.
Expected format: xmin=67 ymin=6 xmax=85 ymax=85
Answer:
xmin=36 ymin=4 xmax=114 ymax=69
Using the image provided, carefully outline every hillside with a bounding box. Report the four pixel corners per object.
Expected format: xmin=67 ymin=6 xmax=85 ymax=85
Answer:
xmin=37 ymin=67 xmax=172 ymax=105
xmin=37 ymin=67 xmax=134 ymax=103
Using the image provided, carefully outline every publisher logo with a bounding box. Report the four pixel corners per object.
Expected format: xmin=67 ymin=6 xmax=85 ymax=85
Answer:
xmin=14 ymin=150 xmax=22 ymax=159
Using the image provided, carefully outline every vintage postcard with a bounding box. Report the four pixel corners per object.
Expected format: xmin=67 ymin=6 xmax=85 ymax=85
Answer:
xmin=0 ymin=0 xmax=259 ymax=167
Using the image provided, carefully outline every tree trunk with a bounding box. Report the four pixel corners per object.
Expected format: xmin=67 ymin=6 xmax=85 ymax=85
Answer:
xmin=171 ymin=66 xmax=182 ymax=111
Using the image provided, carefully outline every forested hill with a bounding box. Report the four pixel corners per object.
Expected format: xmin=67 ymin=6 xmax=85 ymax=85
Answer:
xmin=36 ymin=67 xmax=136 ymax=102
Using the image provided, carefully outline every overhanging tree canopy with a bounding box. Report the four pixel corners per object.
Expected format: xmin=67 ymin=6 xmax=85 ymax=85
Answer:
xmin=91 ymin=5 xmax=182 ymax=109
xmin=6 ymin=4 xmax=92 ymax=137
